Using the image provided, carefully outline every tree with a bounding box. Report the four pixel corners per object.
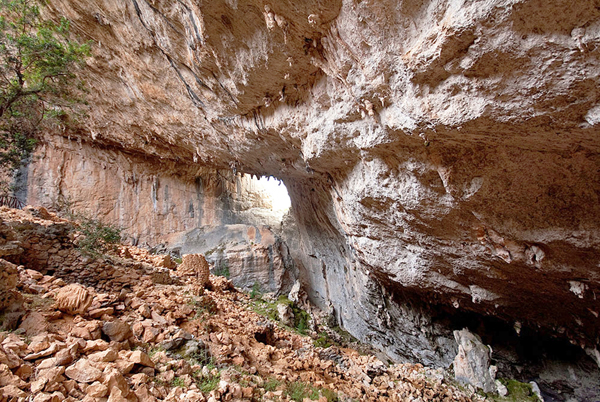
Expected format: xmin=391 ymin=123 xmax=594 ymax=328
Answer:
xmin=0 ymin=0 xmax=90 ymax=192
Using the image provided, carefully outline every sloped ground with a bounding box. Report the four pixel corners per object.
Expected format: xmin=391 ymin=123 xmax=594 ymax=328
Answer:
xmin=0 ymin=206 xmax=487 ymax=401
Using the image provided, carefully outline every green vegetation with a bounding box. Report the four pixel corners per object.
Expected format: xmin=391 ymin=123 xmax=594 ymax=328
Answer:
xmin=250 ymin=282 xmax=261 ymax=299
xmin=263 ymin=377 xmax=281 ymax=392
xmin=313 ymin=332 xmax=333 ymax=348
xmin=75 ymin=214 xmax=122 ymax=256
xmin=213 ymin=260 xmax=230 ymax=278
xmin=285 ymin=381 xmax=338 ymax=402
xmin=174 ymin=257 xmax=182 ymax=264
xmin=171 ymin=377 xmax=185 ymax=388
xmin=488 ymin=379 xmax=540 ymax=402
xmin=249 ymin=295 xmax=311 ymax=335
xmin=148 ymin=346 xmax=164 ymax=358
xmin=188 ymin=295 xmax=218 ymax=318
xmin=195 ymin=371 xmax=221 ymax=393
xmin=0 ymin=0 xmax=90 ymax=193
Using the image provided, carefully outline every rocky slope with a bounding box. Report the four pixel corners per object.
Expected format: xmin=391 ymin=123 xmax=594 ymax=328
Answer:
xmin=14 ymin=0 xmax=600 ymax=399
xmin=0 ymin=206 xmax=496 ymax=402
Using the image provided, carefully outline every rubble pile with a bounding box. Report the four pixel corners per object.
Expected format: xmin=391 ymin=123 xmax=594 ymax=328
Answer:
xmin=0 ymin=207 xmax=480 ymax=401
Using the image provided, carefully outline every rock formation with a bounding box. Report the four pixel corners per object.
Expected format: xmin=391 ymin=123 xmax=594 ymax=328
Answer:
xmin=11 ymin=0 xmax=600 ymax=399
xmin=0 ymin=207 xmax=489 ymax=401
xmin=55 ymin=284 xmax=93 ymax=316
xmin=177 ymin=253 xmax=210 ymax=295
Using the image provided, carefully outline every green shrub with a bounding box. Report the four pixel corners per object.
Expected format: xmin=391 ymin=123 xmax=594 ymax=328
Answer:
xmin=285 ymin=381 xmax=337 ymax=402
xmin=75 ymin=214 xmax=122 ymax=256
xmin=313 ymin=332 xmax=332 ymax=348
xmin=250 ymin=282 xmax=262 ymax=299
xmin=213 ymin=261 xmax=230 ymax=278
xmin=195 ymin=371 xmax=220 ymax=393
xmin=171 ymin=377 xmax=185 ymax=388
xmin=263 ymin=377 xmax=281 ymax=392
xmin=0 ymin=0 xmax=91 ymax=192
xmin=188 ymin=295 xmax=218 ymax=318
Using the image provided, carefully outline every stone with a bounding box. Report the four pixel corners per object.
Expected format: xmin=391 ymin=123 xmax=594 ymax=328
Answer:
xmin=1 ymin=384 xmax=27 ymax=398
xmin=530 ymin=381 xmax=544 ymax=401
xmin=495 ymin=380 xmax=508 ymax=397
xmin=88 ymin=348 xmax=118 ymax=362
xmin=88 ymin=307 xmax=114 ymax=318
xmin=28 ymin=334 xmax=51 ymax=353
xmin=0 ymin=363 xmax=25 ymax=388
xmin=102 ymin=320 xmax=132 ymax=342
xmin=65 ymin=359 xmax=102 ymax=383
xmin=453 ymin=328 xmax=496 ymax=393
xmin=177 ymin=254 xmax=209 ymax=287
xmin=86 ymin=381 xmax=108 ymax=397
xmin=130 ymin=350 xmax=154 ymax=368
xmin=277 ymin=303 xmax=295 ymax=327
xmin=103 ymin=369 xmax=130 ymax=399
xmin=55 ymin=284 xmax=93 ymax=315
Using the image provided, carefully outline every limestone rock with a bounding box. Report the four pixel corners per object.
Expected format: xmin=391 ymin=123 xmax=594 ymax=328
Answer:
xmin=102 ymin=319 xmax=132 ymax=342
xmin=0 ymin=259 xmax=25 ymax=330
xmin=130 ymin=350 xmax=154 ymax=368
xmin=453 ymin=328 xmax=496 ymax=393
xmin=65 ymin=359 xmax=102 ymax=383
xmin=277 ymin=303 xmax=295 ymax=327
xmin=177 ymin=254 xmax=210 ymax=288
xmin=86 ymin=381 xmax=108 ymax=398
xmin=55 ymin=284 xmax=93 ymax=315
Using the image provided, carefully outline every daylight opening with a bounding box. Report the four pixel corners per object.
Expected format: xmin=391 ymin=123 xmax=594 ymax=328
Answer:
xmin=254 ymin=175 xmax=291 ymax=212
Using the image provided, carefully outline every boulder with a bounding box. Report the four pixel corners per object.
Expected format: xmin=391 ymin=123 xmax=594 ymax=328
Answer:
xmin=65 ymin=359 xmax=102 ymax=383
xmin=102 ymin=320 xmax=132 ymax=342
xmin=453 ymin=328 xmax=497 ymax=393
xmin=177 ymin=254 xmax=209 ymax=287
xmin=55 ymin=284 xmax=93 ymax=315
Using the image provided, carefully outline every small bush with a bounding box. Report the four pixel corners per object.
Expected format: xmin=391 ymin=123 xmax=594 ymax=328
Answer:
xmin=196 ymin=371 xmax=220 ymax=393
xmin=76 ymin=215 xmax=123 ymax=256
xmin=213 ymin=261 xmax=230 ymax=278
xmin=250 ymin=282 xmax=262 ymax=299
xmin=171 ymin=377 xmax=185 ymax=388
xmin=189 ymin=295 xmax=218 ymax=318
xmin=313 ymin=332 xmax=332 ymax=348
xmin=263 ymin=377 xmax=282 ymax=392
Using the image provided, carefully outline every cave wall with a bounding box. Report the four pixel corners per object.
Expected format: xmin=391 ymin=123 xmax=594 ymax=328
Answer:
xmin=25 ymin=0 xmax=600 ymax=390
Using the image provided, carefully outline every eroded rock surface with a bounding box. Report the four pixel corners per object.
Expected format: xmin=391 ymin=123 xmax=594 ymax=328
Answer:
xmin=14 ymin=0 xmax=600 ymax=398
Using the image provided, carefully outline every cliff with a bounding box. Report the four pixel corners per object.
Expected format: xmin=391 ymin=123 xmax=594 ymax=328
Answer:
xmin=17 ymin=0 xmax=600 ymax=398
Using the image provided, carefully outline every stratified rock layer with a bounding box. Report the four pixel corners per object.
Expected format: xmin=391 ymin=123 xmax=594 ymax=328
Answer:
xmin=20 ymin=0 xmax=600 ymax=383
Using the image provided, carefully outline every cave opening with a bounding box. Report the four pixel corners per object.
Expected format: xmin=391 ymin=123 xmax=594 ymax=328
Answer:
xmin=251 ymin=175 xmax=291 ymax=213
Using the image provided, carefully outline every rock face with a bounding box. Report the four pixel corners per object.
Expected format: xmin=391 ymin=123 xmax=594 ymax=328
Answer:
xmin=16 ymin=0 xmax=600 ymax=389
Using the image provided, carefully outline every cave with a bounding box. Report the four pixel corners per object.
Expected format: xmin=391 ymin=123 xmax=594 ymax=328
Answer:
xmin=2 ymin=0 xmax=600 ymax=400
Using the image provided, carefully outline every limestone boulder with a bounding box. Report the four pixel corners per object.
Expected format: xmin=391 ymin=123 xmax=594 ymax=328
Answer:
xmin=453 ymin=328 xmax=497 ymax=393
xmin=177 ymin=254 xmax=210 ymax=288
xmin=65 ymin=359 xmax=102 ymax=383
xmin=102 ymin=319 xmax=132 ymax=342
xmin=55 ymin=284 xmax=93 ymax=315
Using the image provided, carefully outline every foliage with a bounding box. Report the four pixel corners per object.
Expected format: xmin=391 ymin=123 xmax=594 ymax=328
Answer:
xmin=487 ymin=379 xmax=540 ymax=402
xmin=213 ymin=260 xmax=230 ymax=278
xmin=250 ymin=295 xmax=311 ymax=335
xmin=76 ymin=214 xmax=122 ymax=256
xmin=171 ymin=377 xmax=185 ymax=388
xmin=313 ymin=332 xmax=333 ymax=348
xmin=174 ymin=257 xmax=182 ymax=264
xmin=0 ymin=0 xmax=90 ymax=192
xmin=188 ymin=295 xmax=218 ymax=318
xmin=195 ymin=371 xmax=220 ymax=393
xmin=263 ymin=377 xmax=282 ymax=392
xmin=250 ymin=282 xmax=261 ymax=299
xmin=285 ymin=381 xmax=338 ymax=402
